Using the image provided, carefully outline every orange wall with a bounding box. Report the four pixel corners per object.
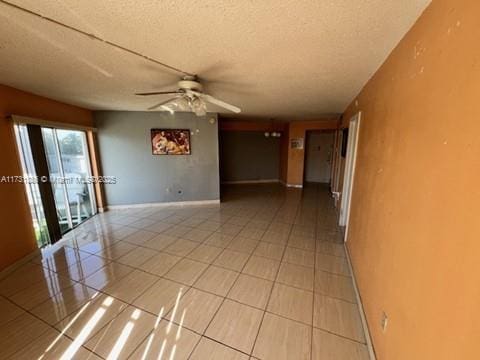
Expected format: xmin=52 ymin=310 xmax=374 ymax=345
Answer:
xmin=286 ymin=119 xmax=339 ymax=185
xmin=342 ymin=1 xmax=480 ymax=359
xmin=0 ymin=85 xmax=93 ymax=270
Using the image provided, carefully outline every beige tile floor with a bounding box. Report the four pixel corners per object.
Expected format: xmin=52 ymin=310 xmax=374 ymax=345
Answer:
xmin=0 ymin=184 xmax=369 ymax=359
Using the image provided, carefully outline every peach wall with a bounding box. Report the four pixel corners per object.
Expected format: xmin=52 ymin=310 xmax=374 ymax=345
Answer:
xmin=342 ymin=1 xmax=480 ymax=359
xmin=286 ymin=119 xmax=339 ymax=185
xmin=0 ymin=85 xmax=93 ymax=271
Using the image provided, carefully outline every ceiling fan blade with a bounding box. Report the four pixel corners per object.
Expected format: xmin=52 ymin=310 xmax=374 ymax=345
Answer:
xmin=148 ymin=97 xmax=179 ymax=110
xmin=136 ymin=91 xmax=181 ymax=96
xmin=191 ymin=91 xmax=241 ymax=113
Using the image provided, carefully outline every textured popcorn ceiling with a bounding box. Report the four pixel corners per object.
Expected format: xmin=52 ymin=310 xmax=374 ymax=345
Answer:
xmin=0 ymin=0 xmax=431 ymax=119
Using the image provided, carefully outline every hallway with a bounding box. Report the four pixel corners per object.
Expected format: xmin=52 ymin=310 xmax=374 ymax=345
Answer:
xmin=0 ymin=184 xmax=368 ymax=359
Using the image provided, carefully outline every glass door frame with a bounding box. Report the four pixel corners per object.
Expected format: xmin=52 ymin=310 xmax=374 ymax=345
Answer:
xmin=14 ymin=124 xmax=53 ymax=247
xmin=13 ymin=120 xmax=98 ymax=246
xmin=79 ymin=130 xmax=98 ymax=220
xmin=43 ymin=127 xmax=98 ymax=234
xmin=51 ymin=128 xmax=74 ymax=230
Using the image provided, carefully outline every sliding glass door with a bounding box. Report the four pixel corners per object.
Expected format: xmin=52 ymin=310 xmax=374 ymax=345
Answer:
xmin=14 ymin=124 xmax=51 ymax=247
xmin=14 ymin=123 xmax=97 ymax=247
xmin=42 ymin=128 xmax=96 ymax=234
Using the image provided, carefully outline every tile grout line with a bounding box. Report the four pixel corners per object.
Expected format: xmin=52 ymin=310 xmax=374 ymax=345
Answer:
xmin=187 ymin=196 xmax=280 ymax=358
xmin=174 ymin=202 xmax=270 ymax=359
xmin=188 ymin=211 xmax=258 ymax=359
xmin=247 ymin=190 xmax=301 ymax=358
xmin=12 ymin=210 xmax=204 ymax=359
xmin=188 ymin=189 xmax=289 ymax=358
xmin=2 ymin=186 xmax=365 ymax=359
xmin=1 ymin=287 xmax=101 ymax=359
xmin=88 ymin=209 xmax=248 ymax=359
xmin=105 ymin=188 xmax=357 ymax=356
xmin=96 ymin=212 xmax=350 ymax=357
xmin=76 ymin=208 xmax=223 ymax=359
xmin=131 ymin=188 xmax=367 ymax=347
xmin=310 ymin=184 xmax=319 ymax=360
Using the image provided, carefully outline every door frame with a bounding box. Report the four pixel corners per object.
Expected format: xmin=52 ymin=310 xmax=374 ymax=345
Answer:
xmin=339 ymin=112 xmax=361 ymax=241
xmin=13 ymin=121 xmax=98 ymax=246
xmin=43 ymin=127 xmax=98 ymax=232
xmin=331 ymin=129 xmax=343 ymax=194
xmin=26 ymin=124 xmax=63 ymax=244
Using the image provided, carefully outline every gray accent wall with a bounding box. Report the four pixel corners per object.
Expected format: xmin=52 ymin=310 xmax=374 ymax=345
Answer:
xmin=220 ymin=131 xmax=280 ymax=182
xmin=94 ymin=111 xmax=220 ymax=206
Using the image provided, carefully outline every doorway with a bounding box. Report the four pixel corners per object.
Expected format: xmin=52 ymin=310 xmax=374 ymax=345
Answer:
xmin=219 ymin=131 xmax=281 ymax=184
xmin=339 ymin=112 xmax=361 ymax=239
xmin=14 ymin=123 xmax=97 ymax=247
xmin=304 ymin=131 xmax=334 ymax=184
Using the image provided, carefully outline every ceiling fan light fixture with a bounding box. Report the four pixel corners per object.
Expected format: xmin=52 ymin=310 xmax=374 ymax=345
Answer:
xmin=137 ymin=76 xmax=241 ymax=115
xmin=194 ymin=108 xmax=206 ymax=116
xmin=174 ymin=97 xmax=190 ymax=112
xmin=191 ymin=97 xmax=207 ymax=116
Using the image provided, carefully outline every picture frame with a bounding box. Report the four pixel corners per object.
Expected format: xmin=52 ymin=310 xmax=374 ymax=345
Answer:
xmin=151 ymin=129 xmax=191 ymax=155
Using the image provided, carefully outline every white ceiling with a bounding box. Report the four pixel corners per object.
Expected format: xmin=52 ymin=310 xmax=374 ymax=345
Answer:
xmin=0 ymin=0 xmax=430 ymax=120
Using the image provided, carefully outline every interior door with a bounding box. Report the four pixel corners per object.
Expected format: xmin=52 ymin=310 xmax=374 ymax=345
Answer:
xmin=305 ymin=132 xmax=334 ymax=183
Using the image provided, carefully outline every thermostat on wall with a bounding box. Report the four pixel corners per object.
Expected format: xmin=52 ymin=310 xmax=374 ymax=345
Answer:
xmin=290 ymin=138 xmax=304 ymax=150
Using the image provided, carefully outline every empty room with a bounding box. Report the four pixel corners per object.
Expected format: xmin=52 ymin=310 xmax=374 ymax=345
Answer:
xmin=0 ymin=0 xmax=478 ymax=359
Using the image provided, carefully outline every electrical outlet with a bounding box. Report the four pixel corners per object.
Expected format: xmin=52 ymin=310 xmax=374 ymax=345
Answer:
xmin=381 ymin=311 xmax=388 ymax=333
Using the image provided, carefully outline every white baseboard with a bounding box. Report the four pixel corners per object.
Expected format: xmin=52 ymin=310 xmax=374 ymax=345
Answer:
xmin=221 ymin=179 xmax=280 ymax=184
xmin=286 ymin=183 xmax=303 ymax=188
xmin=107 ymin=199 xmax=220 ymax=210
xmin=344 ymin=244 xmax=376 ymax=360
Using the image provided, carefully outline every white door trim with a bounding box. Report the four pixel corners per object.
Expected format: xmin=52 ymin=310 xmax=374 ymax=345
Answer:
xmin=333 ymin=129 xmax=343 ymax=193
xmin=339 ymin=112 xmax=361 ymax=242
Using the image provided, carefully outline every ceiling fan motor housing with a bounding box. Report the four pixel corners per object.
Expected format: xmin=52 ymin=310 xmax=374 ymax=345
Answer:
xmin=178 ymin=76 xmax=203 ymax=92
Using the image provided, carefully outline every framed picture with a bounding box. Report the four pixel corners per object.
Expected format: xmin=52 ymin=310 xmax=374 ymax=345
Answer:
xmin=151 ymin=129 xmax=191 ymax=155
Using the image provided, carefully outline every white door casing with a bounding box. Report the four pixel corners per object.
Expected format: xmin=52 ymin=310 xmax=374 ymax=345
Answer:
xmin=339 ymin=112 xmax=361 ymax=242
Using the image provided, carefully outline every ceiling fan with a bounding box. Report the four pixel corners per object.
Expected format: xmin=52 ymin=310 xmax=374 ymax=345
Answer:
xmin=136 ymin=76 xmax=241 ymax=116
